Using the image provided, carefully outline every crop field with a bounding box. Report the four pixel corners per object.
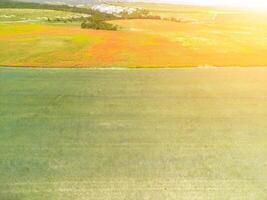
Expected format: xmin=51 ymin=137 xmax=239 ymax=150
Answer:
xmin=114 ymin=2 xmax=219 ymax=21
xmin=1 ymin=67 xmax=267 ymax=199
xmin=0 ymin=23 xmax=171 ymax=67
xmin=0 ymin=8 xmax=88 ymax=22
xmin=1 ymin=4 xmax=267 ymax=67
xmin=111 ymin=18 xmax=267 ymax=66
xmin=114 ymin=2 xmax=267 ymax=24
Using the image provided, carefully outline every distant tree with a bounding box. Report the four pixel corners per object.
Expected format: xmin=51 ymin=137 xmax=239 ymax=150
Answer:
xmin=81 ymin=16 xmax=118 ymax=31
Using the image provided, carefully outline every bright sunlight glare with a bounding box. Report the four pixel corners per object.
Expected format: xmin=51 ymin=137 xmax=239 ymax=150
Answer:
xmin=156 ymin=0 xmax=267 ymax=10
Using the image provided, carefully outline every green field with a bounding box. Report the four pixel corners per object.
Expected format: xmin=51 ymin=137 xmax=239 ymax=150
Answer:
xmin=1 ymin=67 xmax=267 ymax=199
xmin=0 ymin=8 xmax=88 ymax=22
xmin=1 ymin=4 xmax=267 ymax=67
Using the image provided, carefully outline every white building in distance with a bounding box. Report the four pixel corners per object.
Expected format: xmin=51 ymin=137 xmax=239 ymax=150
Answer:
xmin=91 ymin=4 xmax=137 ymax=14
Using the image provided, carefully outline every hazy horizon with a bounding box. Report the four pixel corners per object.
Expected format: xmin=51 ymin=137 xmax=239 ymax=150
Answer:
xmin=131 ymin=0 xmax=267 ymax=9
xmin=17 ymin=0 xmax=267 ymax=9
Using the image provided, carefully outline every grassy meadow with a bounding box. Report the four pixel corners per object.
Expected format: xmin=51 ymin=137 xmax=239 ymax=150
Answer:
xmin=1 ymin=4 xmax=267 ymax=67
xmin=1 ymin=67 xmax=267 ymax=199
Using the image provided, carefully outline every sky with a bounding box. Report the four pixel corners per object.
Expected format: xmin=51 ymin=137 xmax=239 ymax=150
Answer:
xmin=153 ymin=0 xmax=267 ymax=9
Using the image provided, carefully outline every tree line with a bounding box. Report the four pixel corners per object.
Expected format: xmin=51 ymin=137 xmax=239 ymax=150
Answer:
xmin=0 ymin=0 xmax=166 ymax=31
xmin=0 ymin=0 xmax=116 ymax=20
